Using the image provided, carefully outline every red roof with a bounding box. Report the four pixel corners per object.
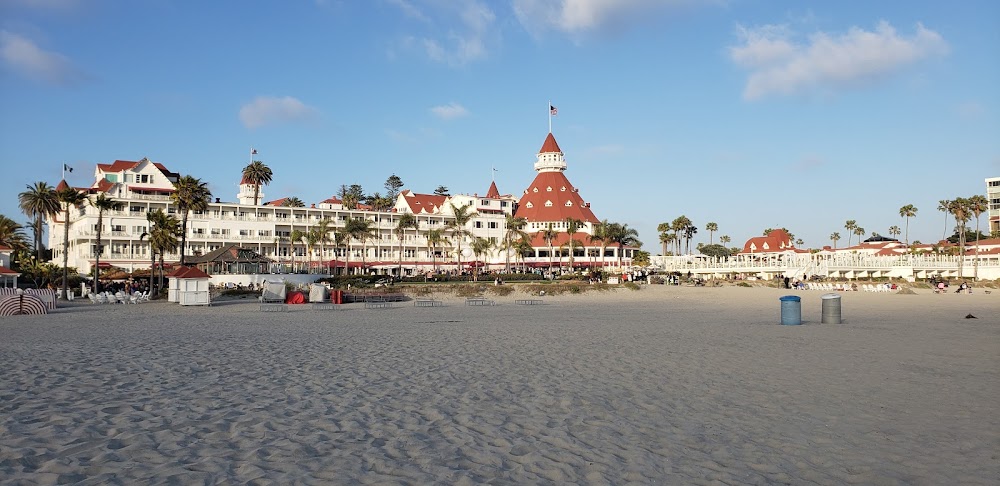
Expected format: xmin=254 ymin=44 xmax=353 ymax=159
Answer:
xmin=485 ymin=181 xmax=500 ymax=198
xmin=400 ymin=190 xmax=448 ymax=214
xmin=514 ymin=171 xmax=598 ymax=223
xmin=527 ymin=231 xmax=604 ymax=248
xmin=0 ymin=244 xmax=12 ymax=251
xmin=91 ymin=179 xmax=114 ymax=193
xmin=171 ymin=266 xmax=211 ymax=279
xmin=539 ymin=132 xmax=561 ymax=153
xmin=0 ymin=266 xmax=20 ymax=275
xmin=265 ymin=198 xmax=289 ymax=206
xmin=55 ymin=179 xmax=69 ymax=191
xmin=97 ymin=159 xmax=176 ymax=177
xmin=741 ymin=229 xmax=794 ymax=254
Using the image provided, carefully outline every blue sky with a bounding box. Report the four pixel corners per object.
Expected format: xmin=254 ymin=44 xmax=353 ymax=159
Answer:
xmin=2 ymin=0 xmax=998 ymax=251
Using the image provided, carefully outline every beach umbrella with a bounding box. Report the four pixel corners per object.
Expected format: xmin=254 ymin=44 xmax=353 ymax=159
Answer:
xmin=0 ymin=290 xmax=48 ymax=316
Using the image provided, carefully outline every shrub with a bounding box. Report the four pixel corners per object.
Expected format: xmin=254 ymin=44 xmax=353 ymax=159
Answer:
xmin=488 ymin=285 xmax=515 ymax=296
xmin=623 ymin=282 xmax=640 ymax=291
xmin=737 ymin=282 xmax=752 ymax=287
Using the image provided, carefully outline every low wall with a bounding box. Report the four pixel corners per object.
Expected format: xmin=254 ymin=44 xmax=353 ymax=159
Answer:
xmin=209 ymin=274 xmax=321 ymax=288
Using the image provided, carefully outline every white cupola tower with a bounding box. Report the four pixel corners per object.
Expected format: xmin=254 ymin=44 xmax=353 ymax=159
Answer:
xmin=534 ymin=132 xmax=567 ymax=173
xmin=238 ymin=175 xmax=264 ymax=205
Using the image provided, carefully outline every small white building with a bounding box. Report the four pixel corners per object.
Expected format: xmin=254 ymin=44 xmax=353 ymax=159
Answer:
xmin=0 ymin=244 xmax=19 ymax=288
xmin=168 ymin=266 xmax=212 ymax=306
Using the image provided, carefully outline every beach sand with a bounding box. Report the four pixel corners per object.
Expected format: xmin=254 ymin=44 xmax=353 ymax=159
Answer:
xmin=1 ymin=285 xmax=997 ymax=484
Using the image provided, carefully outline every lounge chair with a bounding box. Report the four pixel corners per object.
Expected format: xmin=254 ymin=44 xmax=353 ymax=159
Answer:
xmin=259 ymin=282 xmax=287 ymax=304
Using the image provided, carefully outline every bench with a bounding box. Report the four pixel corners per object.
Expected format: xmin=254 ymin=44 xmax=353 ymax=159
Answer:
xmin=515 ymin=299 xmax=543 ymax=305
xmin=465 ymin=297 xmax=496 ymax=306
xmin=414 ymin=299 xmax=443 ymax=307
xmin=365 ymin=301 xmax=392 ymax=309
xmin=311 ymin=303 xmax=341 ymax=311
xmin=260 ymin=303 xmax=288 ymax=312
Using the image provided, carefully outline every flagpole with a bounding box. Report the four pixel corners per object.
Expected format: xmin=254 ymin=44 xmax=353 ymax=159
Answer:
xmin=548 ymin=100 xmax=552 ymax=134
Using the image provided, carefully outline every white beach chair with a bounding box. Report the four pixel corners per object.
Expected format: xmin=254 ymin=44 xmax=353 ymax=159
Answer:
xmin=88 ymin=293 xmax=98 ymax=304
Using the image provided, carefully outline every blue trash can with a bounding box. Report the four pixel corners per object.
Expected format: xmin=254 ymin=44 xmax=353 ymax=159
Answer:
xmin=779 ymin=295 xmax=801 ymax=325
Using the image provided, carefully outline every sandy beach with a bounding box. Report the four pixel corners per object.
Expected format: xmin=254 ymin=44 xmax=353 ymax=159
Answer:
xmin=1 ymin=285 xmax=997 ymax=484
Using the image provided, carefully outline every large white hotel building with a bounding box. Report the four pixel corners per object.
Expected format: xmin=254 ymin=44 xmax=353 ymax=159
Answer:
xmin=47 ymin=132 xmax=637 ymax=276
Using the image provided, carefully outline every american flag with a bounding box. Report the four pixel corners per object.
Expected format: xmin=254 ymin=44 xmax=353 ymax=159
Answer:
xmin=251 ymin=148 xmax=258 ymax=155
xmin=549 ymin=104 xmax=558 ymax=116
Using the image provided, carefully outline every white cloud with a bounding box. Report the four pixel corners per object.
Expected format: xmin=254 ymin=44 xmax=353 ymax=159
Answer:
xmin=729 ymin=21 xmax=948 ymax=100
xmin=513 ymin=0 xmax=704 ymax=36
xmin=0 ymin=30 xmax=84 ymax=85
xmin=430 ymin=102 xmax=469 ymax=119
xmin=239 ymin=96 xmax=319 ymax=129
xmin=390 ymin=0 xmax=496 ymax=66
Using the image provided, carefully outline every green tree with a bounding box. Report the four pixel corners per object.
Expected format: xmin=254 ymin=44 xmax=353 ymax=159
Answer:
xmin=446 ymin=203 xmax=475 ymax=273
xmin=844 ymin=220 xmax=857 ymax=247
xmin=282 ymin=197 xmax=305 ymax=207
xmin=968 ymin=194 xmax=989 ymax=280
xmin=146 ymin=209 xmax=179 ymax=293
xmin=659 ymin=232 xmax=676 ymax=256
xmin=394 ymin=213 xmax=418 ymax=278
xmin=18 ymin=182 xmax=61 ymax=261
xmin=656 ymin=222 xmax=672 ymax=256
xmin=888 ymin=225 xmax=901 ymax=240
xmin=514 ymin=237 xmax=533 ymax=272
xmin=537 ymin=222 xmax=559 ymax=270
xmin=671 ymin=216 xmax=690 ymax=255
xmin=385 ymin=174 xmax=404 ymax=200
xmin=937 ymin=200 xmax=951 ymax=241
xmin=242 ymin=160 xmax=273 ymax=206
xmin=564 ymin=218 xmax=583 ymax=270
xmin=502 ymin=215 xmax=528 ymax=273
xmin=898 ymin=204 xmax=917 ymax=246
xmin=683 ymin=223 xmax=698 ymax=255
xmin=0 ymin=215 xmax=28 ymax=252
xmin=591 ymin=219 xmax=611 ymax=269
xmin=853 ymin=226 xmax=866 ymax=243
xmin=698 ymin=243 xmax=731 ymax=258
xmin=719 ymin=235 xmax=731 ymax=246
xmin=705 ymin=222 xmax=718 ymax=245
xmin=55 ymin=186 xmax=88 ymax=300
xmin=433 ymin=185 xmax=450 ymax=196
xmin=89 ymin=194 xmax=124 ymax=293
xmin=314 ymin=218 xmax=334 ymax=274
xmin=339 ymin=184 xmax=366 ymax=210
xmin=170 ymin=175 xmax=211 ymax=265
xmin=344 ymin=218 xmax=375 ymax=275
xmin=632 ymin=250 xmax=651 ymax=267
xmin=608 ymin=222 xmax=642 ymax=268
xmin=470 ymin=237 xmax=493 ymax=281
xmin=830 ymin=232 xmax=841 ymax=249
xmin=425 ymin=228 xmax=449 ymax=274
xmin=947 ymin=198 xmax=971 ymax=278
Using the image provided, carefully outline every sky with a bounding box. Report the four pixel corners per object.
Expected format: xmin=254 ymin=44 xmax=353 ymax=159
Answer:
xmin=1 ymin=0 xmax=998 ymax=252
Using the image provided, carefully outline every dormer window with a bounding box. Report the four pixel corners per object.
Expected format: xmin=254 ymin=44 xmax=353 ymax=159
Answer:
xmin=565 ymin=201 xmax=573 ymax=207
xmin=546 ymin=186 xmax=552 ymax=192
xmin=560 ymin=186 xmax=566 ymax=192
xmin=525 ymin=202 xmax=533 ymax=208
xmin=544 ymin=200 xmax=553 ymax=207
xmin=532 ymin=188 xmax=539 ymax=193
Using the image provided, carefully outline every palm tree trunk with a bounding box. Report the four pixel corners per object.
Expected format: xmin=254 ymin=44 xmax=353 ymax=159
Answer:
xmin=150 ymin=250 xmax=155 ymax=297
xmin=180 ymin=212 xmax=188 ymax=265
xmin=93 ymin=211 xmax=103 ymax=294
xmin=254 ymin=184 xmax=260 ymax=206
xmin=61 ymin=207 xmax=70 ymax=300
xmin=974 ymin=216 xmax=981 ymax=280
xmin=35 ymin=215 xmax=43 ymax=262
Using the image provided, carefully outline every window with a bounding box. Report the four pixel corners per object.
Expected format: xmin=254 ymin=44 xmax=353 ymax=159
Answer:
xmin=480 ymin=200 xmax=490 ymax=206
xmin=488 ymin=221 xmax=498 ymax=229
xmin=240 ymin=229 xmax=251 ymax=236
xmin=565 ymin=201 xmax=573 ymax=207
xmin=532 ymin=188 xmax=539 ymax=193
xmin=475 ymin=221 xmax=483 ymax=228
xmin=124 ymin=174 xmax=132 ymax=183
xmin=105 ymin=174 xmax=117 ymax=183
xmin=546 ymin=186 xmax=552 ymax=192
xmin=258 ymin=230 xmax=271 ymax=237
xmin=130 ymin=206 xmax=143 ymax=212
xmin=544 ymin=200 xmax=553 ymax=207
xmin=525 ymin=202 xmax=533 ymax=208
xmin=111 ymin=225 xmax=125 ymax=232
xmin=501 ymin=201 xmax=508 ymax=207
xmin=140 ymin=174 xmax=149 ymax=183
xmin=560 ymin=186 xmax=566 ymax=192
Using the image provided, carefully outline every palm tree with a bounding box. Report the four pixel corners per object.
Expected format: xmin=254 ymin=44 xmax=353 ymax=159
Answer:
xmin=470 ymin=237 xmax=493 ymax=281
xmin=502 ymin=215 xmax=528 ymax=273
xmin=394 ymin=213 xmax=418 ymax=278
xmin=425 ymin=228 xmax=448 ymax=274
xmin=55 ymin=186 xmax=88 ymax=300
xmin=853 ymin=226 xmax=866 ymax=244
xmin=146 ymin=209 xmax=179 ymax=292
xmin=332 ymin=231 xmax=349 ymax=275
xmin=671 ymin=216 xmax=691 ymax=255
xmin=18 ymin=182 xmax=61 ymax=261
xmin=888 ymin=225 xmax=901 ymax=241
xmin=705 ymin=222 xmax=718 ymax=245
xmin=0 ymin=215 xmax=28 ymax=251
xmin=659 ymin=232 xmax=676 ymax=256
xmin=304 ymin=227 xmax=323 ymax=273
xmin=898 ymin=204 xmax=917 ymax=246
xmin=170 ymin=175 xmax=211 ymax=265
xmin=564 ymin=218 xmax=583 ymax=270
xmin=242 ymin=160 xmax=273 ymax=206
xmin=445 ymin=203 xmax=475 ymax=273
xmin=656 ymin=222 xmax=672 ymax=256
xmin=937 ymin=200 xmax=951 ymax=241
xmin=289 ymin=229 xmax=306 ymax=273
xmin=344 ymin=217 xmax=375 ymax=275
xmin=90 ymin=194 xmax=124 ymax=293
xmin=830 ymin=232 xmax=841 ymax=248
xmin=844 ymin=220 xmax=857 ymax=247
xmin=719 ymin=235 xmax=731 ymax=247
xmin=514 ymin=237 xmax=533 ymax=273
xmin=315 ymin=218 xmax=333 ymax=274
xmin=949 ymin=198 xmax=971 ymax=279
xmin=537 ymin=222 xmax=559 ymax=271
xmin=683 ymin=223 xmax=698 ymax=255
xmin=282 ymin=197 xmax=305 ymax=208
xmin=608 ymin=222 xmax=642 ymax=268
xmin=968 ymin=194 xmax=988 ymax=280
xmin=592 ymin=219 xmax=611 ymax=269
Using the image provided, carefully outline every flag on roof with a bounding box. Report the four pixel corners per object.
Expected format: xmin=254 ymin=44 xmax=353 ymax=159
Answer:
xmin=63 ymin=164 xmax=73 ymax=172
xmin=251 ymin=148 xmax=258 ymax=155
xmin=549 ymin=104 xmax=558 ymax=115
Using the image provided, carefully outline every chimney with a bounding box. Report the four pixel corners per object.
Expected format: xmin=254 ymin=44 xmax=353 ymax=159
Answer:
xmin=215 ymin=198 xmax=220 ymax=203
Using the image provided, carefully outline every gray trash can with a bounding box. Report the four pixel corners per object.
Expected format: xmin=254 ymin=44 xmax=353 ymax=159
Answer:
xmin=779 ymin=295 xmax=801 ymax=325
xmin=821 ymin=293 xmax=842 ymax=324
